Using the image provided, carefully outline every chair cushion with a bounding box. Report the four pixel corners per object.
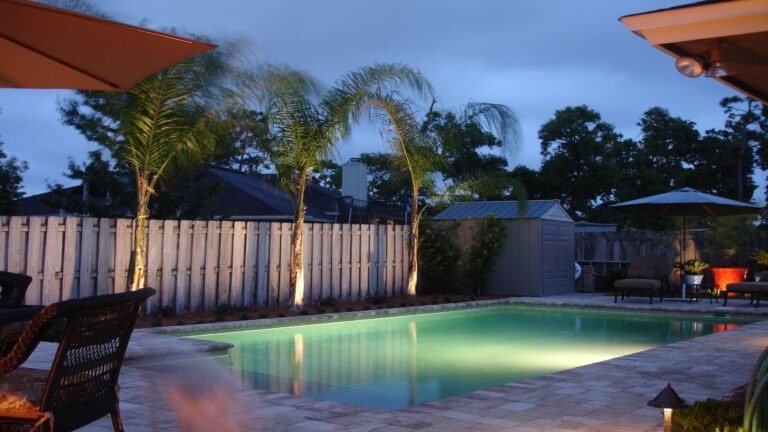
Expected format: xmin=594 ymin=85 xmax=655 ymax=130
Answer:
xmin=615 ymin=278 xmax=662 ymax=290
xmin=727 ymin=282 xmax=768 ymax=293
xmin=0 ymin=367 xmax=47 ymax=413
xmin=627 ymin=264 xmax=656 ymax=279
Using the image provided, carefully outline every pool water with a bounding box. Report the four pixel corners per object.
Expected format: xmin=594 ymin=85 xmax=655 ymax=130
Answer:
xmin=179 ymin=305 xmax=753 ymax=410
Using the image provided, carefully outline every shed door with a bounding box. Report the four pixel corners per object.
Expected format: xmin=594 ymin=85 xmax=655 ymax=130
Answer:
xmin=541 ymin=221 xmax=574 ymax=294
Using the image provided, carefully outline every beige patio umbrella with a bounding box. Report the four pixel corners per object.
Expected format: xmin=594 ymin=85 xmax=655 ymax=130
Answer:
xmin=0 ymin=0 xmax=216 ymax=91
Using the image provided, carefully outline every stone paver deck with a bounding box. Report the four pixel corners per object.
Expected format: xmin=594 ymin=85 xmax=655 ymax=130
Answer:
xmin=17 ymin=293 xmax=768 ymax=431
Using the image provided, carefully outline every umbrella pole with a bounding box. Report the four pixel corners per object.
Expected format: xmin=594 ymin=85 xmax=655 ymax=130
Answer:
xmin=681 ymin=215 xmax=687 ymax=300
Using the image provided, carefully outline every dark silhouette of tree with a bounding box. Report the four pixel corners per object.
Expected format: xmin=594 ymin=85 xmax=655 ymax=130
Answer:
xmin=537 ymin=105 xmax=628 ymax=221
xmin=0 ymin=139 xmax=27 ymax=215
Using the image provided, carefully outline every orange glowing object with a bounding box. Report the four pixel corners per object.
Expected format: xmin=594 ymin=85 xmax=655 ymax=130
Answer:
xmin=710 ymin=267 xmax=747 ymax=292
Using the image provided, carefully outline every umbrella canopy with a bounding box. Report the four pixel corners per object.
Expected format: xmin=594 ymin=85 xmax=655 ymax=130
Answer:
xmin=610 ymin=187 xmax=763 ymax=217
xmin=611 ymin=188 xmax=762 ymax=297
xmin=0 ymin=0 xmax=216 ymax=91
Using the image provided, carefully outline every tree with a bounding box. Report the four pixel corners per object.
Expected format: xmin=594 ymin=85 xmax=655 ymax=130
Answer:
xmin=609 ymin=107 xmax=702 ymax=229
xmin=358 ymin=152 xmax=415 ymax=202
xmin=358 ymin=94 xmax=521 ymax=295
xmin=464 ymin=215 xmax=507 ymax=295
xmin=313 ymin=159 xmax=341 ymax=191
xmin=538 ymin=105 xmax=628 ymax=221
xmin=365 ymin=93 xmax=436 ymax=295
xmin=60 ymin=39 xmax=243 ymax=289
xmin=45 ymin=150 xmax=131 ymax=217
xmin=423 ymin=105 xmax=521 ymax=200
xmin=629 ymin=107 xmax=699 ymax=196
xmin=208 ymin=108 xmax=275 ymax=174
xmin=122 ymin=56 xmax=229 ymax=290
xmin=717 ymin=96 xmax=765 ymax=202
xmin=689 ymin=128 xmax=756 ymax=200
xmin=0 ymin=137 xmax=27 ymax=215
xmin=262 ymin=63 xmax=432 ymax=308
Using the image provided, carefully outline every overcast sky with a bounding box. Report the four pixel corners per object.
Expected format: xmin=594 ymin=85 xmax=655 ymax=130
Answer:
xmin=0 ymin=0 xmax=744 ymax=198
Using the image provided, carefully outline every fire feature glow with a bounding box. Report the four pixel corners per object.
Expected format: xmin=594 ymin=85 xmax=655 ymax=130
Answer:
xmin=710 ymin=267 xmax=747 ymax=292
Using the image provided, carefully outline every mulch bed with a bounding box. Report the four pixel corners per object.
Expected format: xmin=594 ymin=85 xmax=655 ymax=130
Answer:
xmin=136 ymin=294 xmax=502 ymax=329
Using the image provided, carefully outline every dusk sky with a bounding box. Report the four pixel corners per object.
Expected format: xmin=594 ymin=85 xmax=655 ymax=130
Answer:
xmin=0 ymin=1 xmax=746 ymax=199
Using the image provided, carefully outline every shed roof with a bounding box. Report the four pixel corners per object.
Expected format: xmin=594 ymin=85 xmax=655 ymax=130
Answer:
xmin=432 ymin=200 xmax=573 ymax=222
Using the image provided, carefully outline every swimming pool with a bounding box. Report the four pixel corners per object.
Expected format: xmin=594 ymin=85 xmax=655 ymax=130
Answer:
xmin=172 ymin=305 xmax=754 ymax=410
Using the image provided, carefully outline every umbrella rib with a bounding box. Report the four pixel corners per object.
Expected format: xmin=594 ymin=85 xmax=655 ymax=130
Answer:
xmin=701 ymin=205 xmax=717 ymax=217
xmin=0 ymin=34 xmax=122 ymax=90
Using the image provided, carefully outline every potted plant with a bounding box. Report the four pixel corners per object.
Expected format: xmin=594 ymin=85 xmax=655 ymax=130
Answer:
xmin=673 ymin=259 xmax=710 ymax=286
xmin=751 ymin=249 xmax=768 ymax=282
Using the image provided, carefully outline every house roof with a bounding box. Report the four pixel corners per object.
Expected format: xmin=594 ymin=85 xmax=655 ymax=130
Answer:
xmin=432 ymin=200 xmax=573 ymax=222
xmin=620 ymin=0 xmax=768 ymax=105
xmin=15 ymin=167 xmax=406 ymax=223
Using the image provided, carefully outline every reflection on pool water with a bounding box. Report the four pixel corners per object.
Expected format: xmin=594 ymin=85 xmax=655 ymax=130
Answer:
xmin=173 ymin=306 xmax=753 ymax=410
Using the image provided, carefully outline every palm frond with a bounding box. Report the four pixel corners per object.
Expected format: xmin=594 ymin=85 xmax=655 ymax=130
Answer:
xmin=324 ymin=63 xmax=434 ymax=135
xmin=461 ymin=102 xmax=522 ymax=155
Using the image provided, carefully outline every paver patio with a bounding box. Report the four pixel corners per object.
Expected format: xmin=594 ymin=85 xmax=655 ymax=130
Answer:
xmin=19 ymin=293 xmax=768 ymax=431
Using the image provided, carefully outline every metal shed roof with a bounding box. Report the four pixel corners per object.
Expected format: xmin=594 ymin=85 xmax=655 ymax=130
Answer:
xmin=432 ymin=200 xmax=573 ymax=222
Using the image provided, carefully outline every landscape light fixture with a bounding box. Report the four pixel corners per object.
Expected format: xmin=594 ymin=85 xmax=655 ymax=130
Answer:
xmin=648 ymin=383 xmax=688 ymax=432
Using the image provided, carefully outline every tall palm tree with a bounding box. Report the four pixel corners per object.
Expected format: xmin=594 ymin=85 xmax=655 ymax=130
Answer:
xmin=263 ymin=64 xmax=432 ymax=309
xmin=360 ymin=98 xmax=521 ymax=295
xmin=122 ymin=55 xmax=229 ymax=290
xmin=364 ymin=94 xmax=436 ymax=295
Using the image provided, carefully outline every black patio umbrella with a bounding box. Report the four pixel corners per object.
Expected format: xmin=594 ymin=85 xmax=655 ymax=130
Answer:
xmin=611 ymin=187 xmax=763 ymax=287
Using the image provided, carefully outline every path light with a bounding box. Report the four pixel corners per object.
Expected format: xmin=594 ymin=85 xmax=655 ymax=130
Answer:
xmin=648 ymin=383 xmax=688 ymax=432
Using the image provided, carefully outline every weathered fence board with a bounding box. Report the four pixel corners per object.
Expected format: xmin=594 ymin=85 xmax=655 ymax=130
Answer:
xmin=189 ymin=221 xmax=205 ymax=311
xmin=176 ymin=220 xmax=192 ymax=313
xmin=0 ymin=216 xmax=409 ymax=314
xmin=255 ymin=222 xmax=269 ymax=306
xmin=204 ymin=220 xmax=220 ymax=310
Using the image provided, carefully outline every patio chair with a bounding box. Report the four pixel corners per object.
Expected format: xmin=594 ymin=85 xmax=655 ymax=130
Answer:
xmin=614 ymin=256 xmax=670 ymax=304
xmin=0 ymin=271 xmax=33 ymax=308
xmin=0 ymin=287 xmax=155 ymax=432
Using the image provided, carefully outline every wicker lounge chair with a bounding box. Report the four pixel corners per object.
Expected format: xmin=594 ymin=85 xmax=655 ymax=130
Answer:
xmin=0 ymin=272 xmax=33 ymax=308
xmin=614 ymin=256 xmax=670 ymax=304
xmin=0 ymin=287 xmax=155 ymax=432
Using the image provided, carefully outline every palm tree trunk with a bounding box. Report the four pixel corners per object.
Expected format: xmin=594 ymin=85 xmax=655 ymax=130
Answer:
xmin=130 ymin=174 xmax=152 ymax=291
xmin=407 ymin=184 xmax=419 ymax=296
xmin=290 ymin=171 xmax=308 ymax=310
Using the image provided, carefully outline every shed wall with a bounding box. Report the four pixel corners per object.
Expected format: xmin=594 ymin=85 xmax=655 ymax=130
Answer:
xmin=480 ymin=219 xmax=575 ymax=296
xmin=487 ymin=218 xmax=541 ymax=296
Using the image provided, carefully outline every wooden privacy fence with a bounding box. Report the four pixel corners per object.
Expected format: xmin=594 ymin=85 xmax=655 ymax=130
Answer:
xmin=0 ymin=216 xmax=410 ymax=314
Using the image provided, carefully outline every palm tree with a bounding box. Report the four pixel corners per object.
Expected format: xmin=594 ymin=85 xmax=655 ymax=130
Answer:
xmin=121 ymin=55 xmax=230 ymax=290
xmin=361 ymin=99 xmax=521 ymax=295
xmin=363 ymin=94 xmax=436 ymax=295
xmin=262 ymin=64 xmax=432 ymax=309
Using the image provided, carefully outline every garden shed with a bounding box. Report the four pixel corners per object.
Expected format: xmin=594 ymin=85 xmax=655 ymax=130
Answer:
xmin=432 ymin=200 xmax=575 ymax=296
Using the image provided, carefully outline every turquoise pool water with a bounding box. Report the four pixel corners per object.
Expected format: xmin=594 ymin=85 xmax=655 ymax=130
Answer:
xmin=178 ymin=305 xmax=754 ymax=410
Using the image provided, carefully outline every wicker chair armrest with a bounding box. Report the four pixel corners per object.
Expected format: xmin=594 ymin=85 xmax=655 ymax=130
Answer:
xmin=0 ymin=306 xmax=58 ymax=375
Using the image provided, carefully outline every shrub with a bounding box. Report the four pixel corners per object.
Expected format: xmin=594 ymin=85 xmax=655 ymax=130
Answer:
xmin=418 ymin=219 xmax=460 ymax=295
xmin=464 ymin=214 xmax=507 ymax=295
xmin=671 ymin=397 xmax=743 ymax=432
